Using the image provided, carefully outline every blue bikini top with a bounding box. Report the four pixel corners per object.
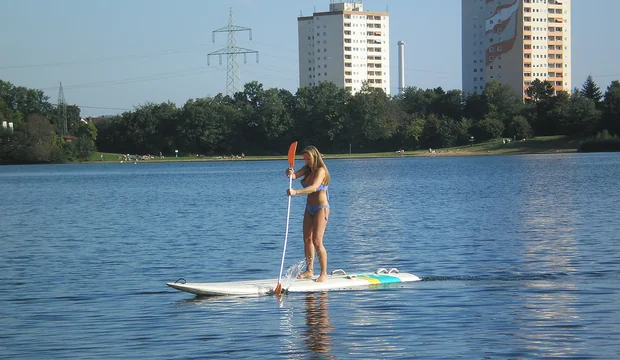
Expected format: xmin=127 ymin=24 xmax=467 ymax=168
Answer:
xmin=302 ymin=182 xmax=328 ymax=192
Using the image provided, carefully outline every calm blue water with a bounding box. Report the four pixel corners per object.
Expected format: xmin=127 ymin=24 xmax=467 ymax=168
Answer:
xmin=1 ymin=153 xmax=619 ymax=359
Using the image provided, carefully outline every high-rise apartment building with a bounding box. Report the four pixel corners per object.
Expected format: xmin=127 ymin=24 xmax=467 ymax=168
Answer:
xmin=298 ymin=1 xmax=390 ymax=95
xmin=462 ymin=0 xmax=571 ymax=98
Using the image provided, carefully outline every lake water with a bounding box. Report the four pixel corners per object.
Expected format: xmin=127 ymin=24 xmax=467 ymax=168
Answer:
xmin=1 ymin=153 xmax=619 ymax=359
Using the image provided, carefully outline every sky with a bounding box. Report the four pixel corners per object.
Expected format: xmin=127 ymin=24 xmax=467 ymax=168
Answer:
xmin=1 ymin=0 xmax=619 ymax=117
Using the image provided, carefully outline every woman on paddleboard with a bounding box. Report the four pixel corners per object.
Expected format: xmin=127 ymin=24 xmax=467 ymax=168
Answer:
xmin=285 ymin=145 xmax=331 ymax=282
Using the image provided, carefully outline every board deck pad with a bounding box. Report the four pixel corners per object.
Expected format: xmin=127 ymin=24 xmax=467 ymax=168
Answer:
xmin=167 ymin=268 xmax=420 ymax=296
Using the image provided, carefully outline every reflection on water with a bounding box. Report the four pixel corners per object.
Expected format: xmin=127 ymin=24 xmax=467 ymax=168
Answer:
xmin=520 ymin=281 xmax=582 ymax=357
xmin=303 ymin=292 xmax=334 ymax=357
xmin=516 ymin=156 xmax=584 ymax=357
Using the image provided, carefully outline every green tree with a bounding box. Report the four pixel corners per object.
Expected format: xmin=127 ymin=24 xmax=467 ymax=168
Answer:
xmin=394 ymin=113 xmax=424 ymax=151
xmin=482 ymin=80 xmax=523 ymax=132
xmin=14 ymin=114 xmax=57 ymax=163
xmin=420 ymin=114 xmax=442 ymax=149
xmin=431 ymin=89 xmax=463 ymax=121
xmin=559 ymin=94 xmax=600 ymax=136
xmin=525 ymin=79 xmax=554 ymax=103
xmin=125 ymin=102 xmax=179 ymax=154
xmin=398 ymin=86 xmax=441 ymax=117
xmin=233 ymin=82 xmax=294 ymax=154
xmin=419 ymin=114 xmax=466 ymax=149
xmin=72 ymin=136 xmax=97 ymax=161
xmin=525 ymin=80 xmax=568 ymax=135
xmin=0 ymin=80 xmax=53 ymax=121
xmin=471 ymin=115 xmax=505 ymax=142
xmin=295 ymin=82 xmax=349 ymax=153
xmin=76 ymin=121 xmax=98 ymax=142
xmin=580 ymin=75 xmax=603 ymax=105
xmin=346 ymin=84 xmax=398 ymax=152
xmin=455 ymin=117 xmax=473 ymax=146
xmin=602 ymin=80 xmax=620 ymax=136
xmin=436 ymin=118 xmax=461 ymax=148
xmin=507 ymin=115 xmax=533 ymax=139
xmin=0 ymin=129 xmax=16 ymax=163
xmin=178 ymin=95 xmax=237 ymax=155
xmin=462 ymin=92 xmax=488 ymax=122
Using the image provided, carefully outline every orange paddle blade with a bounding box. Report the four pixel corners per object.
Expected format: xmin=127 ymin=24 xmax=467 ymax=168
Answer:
xmin=288 ymin=141 xmax=298 ymax=169
xmin=274 ymin=282 xmax=282 ymax=295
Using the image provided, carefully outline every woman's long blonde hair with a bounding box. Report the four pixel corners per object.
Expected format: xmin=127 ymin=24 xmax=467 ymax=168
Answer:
xmin=302 ymin=145 xmax=330 ymax=185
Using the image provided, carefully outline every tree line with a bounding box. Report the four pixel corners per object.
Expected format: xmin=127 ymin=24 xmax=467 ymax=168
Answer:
xmin=0 ymin=80 xmax=97 ymax=164
xmin=2 ymin=76 xmax=619 ymax=164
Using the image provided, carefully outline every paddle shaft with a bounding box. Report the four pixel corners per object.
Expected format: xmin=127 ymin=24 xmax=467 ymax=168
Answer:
xmin=276 ymin=175 xmax=293 ymax=289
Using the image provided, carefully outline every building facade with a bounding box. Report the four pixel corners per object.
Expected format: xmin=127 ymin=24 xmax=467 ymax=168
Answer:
xmin=462 ymin=0 xmax=571 ymax=97
xmin=298 ymin=1 xmax=390 ymax=95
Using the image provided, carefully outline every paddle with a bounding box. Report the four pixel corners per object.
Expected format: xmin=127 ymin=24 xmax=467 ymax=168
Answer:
xmin=274 ymin=141 xmax=298 ymax=295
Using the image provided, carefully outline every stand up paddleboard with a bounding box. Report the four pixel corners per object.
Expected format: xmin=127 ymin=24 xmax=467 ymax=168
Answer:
xmin=167 ymin=268 xmax=420 ymax=296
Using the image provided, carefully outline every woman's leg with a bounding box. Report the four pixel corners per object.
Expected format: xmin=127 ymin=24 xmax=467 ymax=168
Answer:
xmin=313 ymin=208 xmax=329 ymax=282
xmin=298 ymin=209 xmax=315 ymax=279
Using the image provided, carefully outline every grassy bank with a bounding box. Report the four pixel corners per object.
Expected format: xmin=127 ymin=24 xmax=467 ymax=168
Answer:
xmin=91 ymin=135 xmax=582 ymax=163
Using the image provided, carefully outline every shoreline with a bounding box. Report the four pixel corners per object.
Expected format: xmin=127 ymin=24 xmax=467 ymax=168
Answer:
xmin=0 ymin=136 xmax=592 ymax=165
xmin=93 ymin=146 xmax=580 ymax=164
xmin=92 ymin=136 xmax=583 ymax=164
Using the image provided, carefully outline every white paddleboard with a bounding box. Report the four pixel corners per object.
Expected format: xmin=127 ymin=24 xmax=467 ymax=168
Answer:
xmin=167 ymin=268 xmax=420 ymax=296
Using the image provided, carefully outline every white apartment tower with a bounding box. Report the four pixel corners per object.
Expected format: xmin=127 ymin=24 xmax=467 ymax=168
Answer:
xmin=298 ymin=1 xmax=390 ymax=95
xmin=462 ymin=0 xmax=571 ymax=98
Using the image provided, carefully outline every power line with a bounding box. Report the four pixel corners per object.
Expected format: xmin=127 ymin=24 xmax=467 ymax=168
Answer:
xmin=49 ymin=104 xmax=132 ymax=111
xmin=0 ymin=46 xmax=208 ymax=70
xmin=39 ymin=66 xmax=224 ymax=91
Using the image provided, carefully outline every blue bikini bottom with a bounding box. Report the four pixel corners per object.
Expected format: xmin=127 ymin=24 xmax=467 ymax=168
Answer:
xmin=306 ymin=204 xmax=330 ymax=219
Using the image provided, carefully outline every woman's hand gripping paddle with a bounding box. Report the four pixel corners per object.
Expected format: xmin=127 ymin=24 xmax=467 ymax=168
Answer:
xmin=274 ymin=141 xmax=298 ymax=295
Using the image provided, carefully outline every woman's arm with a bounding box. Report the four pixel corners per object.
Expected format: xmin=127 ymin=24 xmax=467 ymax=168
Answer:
xmin=290 ymin=167 xmax=325 ymax=196
xmin=287 ymin=166 xmax=307 ymax=180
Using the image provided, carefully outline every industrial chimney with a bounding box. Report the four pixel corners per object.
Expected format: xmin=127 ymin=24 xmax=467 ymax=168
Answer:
xmin=397 ymin=40 xmax=405 ymax=95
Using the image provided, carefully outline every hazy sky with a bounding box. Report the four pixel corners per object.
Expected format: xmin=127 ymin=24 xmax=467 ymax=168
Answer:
xmin=1 ymin=0 xmax=618 ymax=117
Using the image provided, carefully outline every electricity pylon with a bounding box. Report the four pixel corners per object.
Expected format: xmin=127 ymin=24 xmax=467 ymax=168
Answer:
xmin=207 ymin=8 xmax=259 ymax=96
xmin=57 ymin=82 xmax=68 ymax=136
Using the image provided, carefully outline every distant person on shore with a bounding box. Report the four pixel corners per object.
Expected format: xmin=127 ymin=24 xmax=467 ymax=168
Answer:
xmin=285 ymin=145 xmax=331 ymax=282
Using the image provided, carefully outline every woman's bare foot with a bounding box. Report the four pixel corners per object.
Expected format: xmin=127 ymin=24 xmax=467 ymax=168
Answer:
xmin=315 ymin=274 xmax=328 ymax=282
xmin=298 ymin=270 xmax=314 ymax=279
